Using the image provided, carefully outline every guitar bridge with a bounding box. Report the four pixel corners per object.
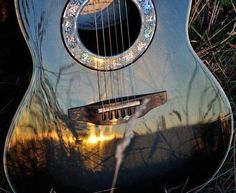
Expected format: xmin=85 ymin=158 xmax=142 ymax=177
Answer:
xmin=68 ymin=91 xmax=167 ymax=125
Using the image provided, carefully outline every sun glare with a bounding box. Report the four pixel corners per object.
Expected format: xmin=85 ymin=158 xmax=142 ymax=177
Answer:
xmin=85 ymin=133 xmax=115 ymax=145
xmin=87 ymin=135 xmax=99 ymax=144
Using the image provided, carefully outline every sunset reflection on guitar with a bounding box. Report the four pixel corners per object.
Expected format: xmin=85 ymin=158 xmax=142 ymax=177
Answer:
xmin=4 ymin=0 xmax=233 ymax=193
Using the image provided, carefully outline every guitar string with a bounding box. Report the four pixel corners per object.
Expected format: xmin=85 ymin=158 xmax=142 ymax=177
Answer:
xmin=124 ymin=0 xmax=130 ymax=47
xmin=106 ymin=3 xmax=117 ymax=120
xmin=118 ymin=0 xmax=129 ymax=117
xmin=101 ymin=4 xmax=111 ymax=120
xmin=124 ymin=0 xmax=136 ymax=115
xmin=112 ymin=0 xmax=122 ymax=119
xmin=112 ymin=0 xmax=121 ymax=118
xmin=112 ymin=0 xmax=119 ymax=53
xmin=117 ymin=0 xmax=124 ymax=51
xmin=94 ymin=0 xmax=133 ymax=120
xmin=93 ymin=0 xmax=105 ymax=120
xmin=107 ymin=3 xmax=113 ymax=57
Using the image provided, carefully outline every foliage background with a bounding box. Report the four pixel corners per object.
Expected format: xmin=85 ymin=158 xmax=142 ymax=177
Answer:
xmin=187 ymin=0 xmax=236 ymax=192
xmin=0 ymin=0 xmax=235 ymax=192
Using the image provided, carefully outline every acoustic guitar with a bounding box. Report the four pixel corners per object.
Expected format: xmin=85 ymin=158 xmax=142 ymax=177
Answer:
xmin=4 ymin=0 xmax=233 ymax=192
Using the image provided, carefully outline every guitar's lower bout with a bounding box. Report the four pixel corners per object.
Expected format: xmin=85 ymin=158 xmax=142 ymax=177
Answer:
xmin=5 ymin=112 xmax=232 ymax=193
xmin=4 ymin=0 xmax=233 ymax=192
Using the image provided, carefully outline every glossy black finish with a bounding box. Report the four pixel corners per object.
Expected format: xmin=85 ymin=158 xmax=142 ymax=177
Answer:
xmin=4 ymin=0 xmax=233 ymax=193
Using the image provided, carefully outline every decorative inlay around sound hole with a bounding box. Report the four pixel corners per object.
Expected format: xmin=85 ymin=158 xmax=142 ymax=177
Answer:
xmin=62 ymin=0 xmax=156 ymax=71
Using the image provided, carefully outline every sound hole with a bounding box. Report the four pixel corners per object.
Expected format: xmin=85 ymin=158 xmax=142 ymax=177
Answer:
xmin=78 ymin=0 xmax=142 ymax=57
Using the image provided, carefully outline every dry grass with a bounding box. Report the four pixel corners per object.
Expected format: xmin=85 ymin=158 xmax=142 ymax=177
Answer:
xmin=189 ymin=0 xmax=236 ymax=98
xmin=189 ymin=0 xmax=236 ymax=192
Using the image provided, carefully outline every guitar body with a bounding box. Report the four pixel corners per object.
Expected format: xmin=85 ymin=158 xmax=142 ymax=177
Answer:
xmin=4 ymin=0 xmax=233 ymax=193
